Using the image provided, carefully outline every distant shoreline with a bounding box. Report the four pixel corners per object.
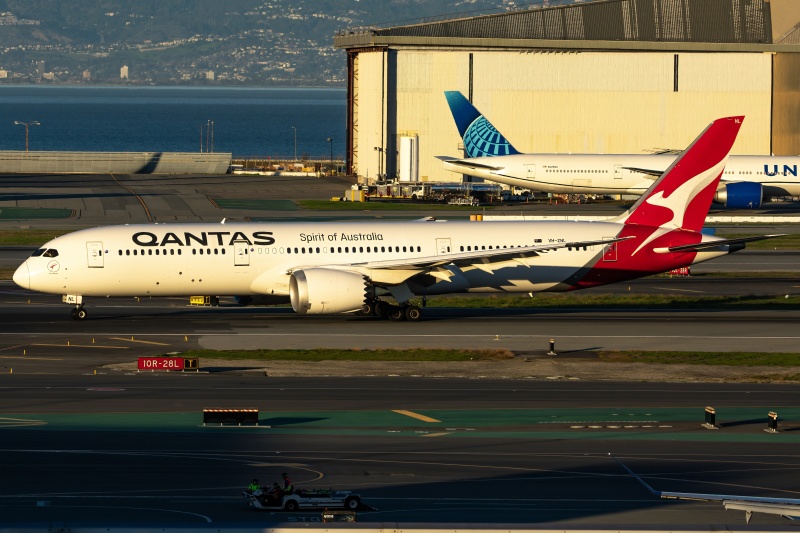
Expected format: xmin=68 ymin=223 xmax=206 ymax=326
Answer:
xmin=0 ymin=82 xmax=347 ymax=90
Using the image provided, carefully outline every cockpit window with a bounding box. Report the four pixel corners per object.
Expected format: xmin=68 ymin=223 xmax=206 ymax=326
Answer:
xmin=43 ymin=249 xmax=59 ymax=258
xmin=31 ymin=249 xmax=46 ymax=257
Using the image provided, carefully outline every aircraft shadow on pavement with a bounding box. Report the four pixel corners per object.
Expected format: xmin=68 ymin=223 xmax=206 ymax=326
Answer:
xmin=261 ymin=417 xmax=328 ymax=427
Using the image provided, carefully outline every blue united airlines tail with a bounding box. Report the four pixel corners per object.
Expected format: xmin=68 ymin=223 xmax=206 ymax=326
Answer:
xmin=444 ymin=91 xmax=520 ymax=158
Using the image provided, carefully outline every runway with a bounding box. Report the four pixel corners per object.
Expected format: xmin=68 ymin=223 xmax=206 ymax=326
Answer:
xmin=2 ymin=174 xmax=800 ymax=529
xmin=2 ymin=372 xmax=800 ymax=527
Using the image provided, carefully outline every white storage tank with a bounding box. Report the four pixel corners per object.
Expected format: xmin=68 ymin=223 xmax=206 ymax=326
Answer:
xmin=399 ymin=134 xmax=419 ymax=182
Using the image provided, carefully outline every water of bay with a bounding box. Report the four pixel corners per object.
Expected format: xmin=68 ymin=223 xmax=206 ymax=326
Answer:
xmin=0 ymin=86 xmax=346 ymax=159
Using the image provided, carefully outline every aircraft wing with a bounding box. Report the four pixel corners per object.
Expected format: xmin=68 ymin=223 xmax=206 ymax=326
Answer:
xmin=663 ymin=234 xmax=786 ymax=253
xmin=621 ymin=166 xmax=662 ymax=178
xmin=611 ymin=455 xmax=800 ymax=523
xmin=436 ymin=156 xmax=504 ymax=171
xmin=350 ymin=236 xmax=631 ymax=270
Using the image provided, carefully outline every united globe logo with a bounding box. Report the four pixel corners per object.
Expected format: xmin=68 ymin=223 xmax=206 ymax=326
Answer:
xmin=464 ymin=116 xmax=515 ymax=158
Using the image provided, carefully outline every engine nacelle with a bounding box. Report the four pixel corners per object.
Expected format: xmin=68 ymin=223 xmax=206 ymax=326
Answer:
xmin=290 ymin=268 xmax=368 ymax=314
xmin=714 ymin=182 xmax=762 ymax=209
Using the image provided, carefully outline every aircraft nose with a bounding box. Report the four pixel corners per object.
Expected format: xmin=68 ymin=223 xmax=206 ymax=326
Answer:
xmin=12 ymin=262 xmax=29 ymax=290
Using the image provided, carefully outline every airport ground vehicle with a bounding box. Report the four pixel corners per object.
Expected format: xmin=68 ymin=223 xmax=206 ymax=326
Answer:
xmin=243 ymin=488 xmax=363 ymax=511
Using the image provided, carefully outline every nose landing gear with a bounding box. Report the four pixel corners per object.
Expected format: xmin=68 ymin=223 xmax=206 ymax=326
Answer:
xmin=63 ymin=295 xmax=87 ymax=320
xmin=70 ymin=307 xmax=88 ymax=320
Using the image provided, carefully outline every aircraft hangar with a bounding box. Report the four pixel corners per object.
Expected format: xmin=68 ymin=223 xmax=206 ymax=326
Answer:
xmin=333 ymin=0 xmax=800 ymax=185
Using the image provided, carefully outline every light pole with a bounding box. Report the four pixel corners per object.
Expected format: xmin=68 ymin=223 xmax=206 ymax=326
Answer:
xmin=14 ymin=120 xmax=39 ymax=152
xmin=327 ymin=137 xmax=333 ymax=176
xmin=292 ymin=126 xmax=297 ymax=162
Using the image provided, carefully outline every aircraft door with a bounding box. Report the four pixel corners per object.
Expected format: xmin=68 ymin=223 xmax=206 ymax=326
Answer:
xmin=614 ymin=165 xmax=623 ymax=180
xmin=234 ymin=241 xmax=250 ymax=266
xmin=86 ymin=241 xmax=104 ymax=268
xmin=602 ymin=238 xmax=618 ymax=262
xmin=436 ymin=238 xmax=451 ymax=255
xmin=526 ymin=164 xmax=536 ymax=179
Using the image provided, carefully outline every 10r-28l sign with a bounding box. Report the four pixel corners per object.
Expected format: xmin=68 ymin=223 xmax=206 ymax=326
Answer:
xmin=138 ymin=357 xmax=185 ymax=371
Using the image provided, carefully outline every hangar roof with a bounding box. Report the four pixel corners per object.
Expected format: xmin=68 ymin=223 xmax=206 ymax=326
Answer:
xmin=334 ymin=0 xmax=800 ymax=53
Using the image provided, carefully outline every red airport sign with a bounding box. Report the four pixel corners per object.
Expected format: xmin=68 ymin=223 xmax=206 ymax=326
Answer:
xmin=137 ymin=357 xmax=185 ymax=371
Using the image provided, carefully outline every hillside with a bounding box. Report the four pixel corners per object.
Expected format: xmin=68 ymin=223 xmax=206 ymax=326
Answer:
xmin=0 ymin=0 xmax=517 ymax=86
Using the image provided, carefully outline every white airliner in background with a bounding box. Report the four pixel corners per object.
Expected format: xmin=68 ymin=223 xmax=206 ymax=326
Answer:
xmin=13 ymin=116 xmax=779 ymax=321
xmin=441 ymin=91 xmax=800 ymax=208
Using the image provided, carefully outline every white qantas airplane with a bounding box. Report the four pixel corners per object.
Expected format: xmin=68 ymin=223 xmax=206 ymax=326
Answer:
xmin=441 ymin=91 xmax=800 ymax=208
xmin=612 ymin=455 xmax=800 ymax=524
xmin=13 ymin=116 xmax=780 ymax=321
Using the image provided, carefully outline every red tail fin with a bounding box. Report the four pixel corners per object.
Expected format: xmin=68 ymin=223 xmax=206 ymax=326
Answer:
xmin=621 ymin=116 xmax=744 ymax=232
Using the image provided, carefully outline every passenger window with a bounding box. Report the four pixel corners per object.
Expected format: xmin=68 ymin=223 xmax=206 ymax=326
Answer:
xmin=43 ymin=249 xmax=59 ymax=258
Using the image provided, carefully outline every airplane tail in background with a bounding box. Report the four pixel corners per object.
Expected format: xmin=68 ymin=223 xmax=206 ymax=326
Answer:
xmin=619 ymin=116 xmax=744 ymax=233
xmin=444 ymin=91 xmax=520 ymax=158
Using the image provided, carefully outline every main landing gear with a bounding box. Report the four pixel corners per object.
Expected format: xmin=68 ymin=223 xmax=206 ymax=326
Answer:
xmin=70 ymin=306 xmax=88 ymax=320
xmin=361 ymin=299 xmax=422 ymax=321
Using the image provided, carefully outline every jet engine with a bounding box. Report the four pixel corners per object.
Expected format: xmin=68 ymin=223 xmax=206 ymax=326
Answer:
xmin=714 ymin=182 xmax=762 ymax=209
xmin=290 ymin=268 xmax=369 ymax=314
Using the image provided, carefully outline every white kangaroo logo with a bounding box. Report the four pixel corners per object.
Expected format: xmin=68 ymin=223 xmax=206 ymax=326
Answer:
xmin=631 ymin=157 xmax=727 ymax=256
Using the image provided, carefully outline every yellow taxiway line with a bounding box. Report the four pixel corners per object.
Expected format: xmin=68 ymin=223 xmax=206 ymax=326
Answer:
xmin=392 ymin=410 xmax=441 ymax=423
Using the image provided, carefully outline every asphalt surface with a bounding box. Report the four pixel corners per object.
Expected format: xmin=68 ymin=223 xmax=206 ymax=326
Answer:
xmin=2 ymin=173 xmax=800 ymax=530
xmin=2 ymin=374 xmax=800 ymax=528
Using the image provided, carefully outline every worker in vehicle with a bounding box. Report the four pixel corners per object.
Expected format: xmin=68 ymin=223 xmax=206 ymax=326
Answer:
xmin=247 ymin=478 xmax=260 ymax=493
xmin=267 ymin=483 xmax=282 ymax=505
xmin=281 ymin=472 xmax=294 ymax=495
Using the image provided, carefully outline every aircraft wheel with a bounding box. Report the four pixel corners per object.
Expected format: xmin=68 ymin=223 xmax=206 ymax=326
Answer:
xmin=404 ymin=305 xmax=422 ymax=321
xmin=388 ymin=306 xmax=405 ymax=321
xmin=75 ymin=307 xmax=88 ymax=320
xmin=360 ymin=302 xmax=374 ymax=316
xmin=345 ymin=496 xmax=360 ymax=510
xmin=375 ymin=300 xmax=390 ymax=318
xmin=283 ymin=499 xmax=299 ymax=511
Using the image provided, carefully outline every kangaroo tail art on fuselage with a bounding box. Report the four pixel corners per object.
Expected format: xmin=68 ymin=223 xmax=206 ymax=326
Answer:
xmin=13 ymin=115 xmax=782 ymax=320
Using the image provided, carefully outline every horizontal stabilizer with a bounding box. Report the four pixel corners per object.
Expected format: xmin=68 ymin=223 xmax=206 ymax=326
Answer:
xmin=621 ymin=166 xmax=662 ymax=178
xmin=664 ymin=234 xmax=786 ymax=253
xmin=441 ymin=158 xmax=504 ymax=171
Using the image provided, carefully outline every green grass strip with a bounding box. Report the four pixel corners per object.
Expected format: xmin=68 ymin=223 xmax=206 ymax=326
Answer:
xmin=167 ymin=349 xmax=800 ymax=369
xmin=0 ymin=229 xmax=71 ymax=246
xmin=174 ymin=349 xmax=515 ymax=362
